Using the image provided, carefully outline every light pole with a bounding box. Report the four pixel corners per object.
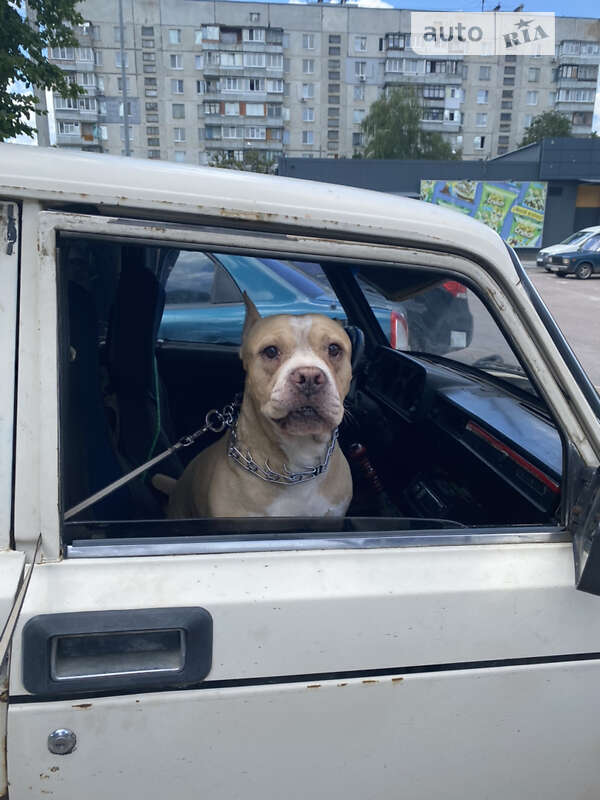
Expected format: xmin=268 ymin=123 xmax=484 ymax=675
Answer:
xmin=118 ymin=0 xmax=131 ymax=156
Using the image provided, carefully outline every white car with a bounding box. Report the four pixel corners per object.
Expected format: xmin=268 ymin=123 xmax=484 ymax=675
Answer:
xmin=1 ymin=144 xmax=600 ymax=800
xmin=536 ymin=225 xmax=600 ymax=267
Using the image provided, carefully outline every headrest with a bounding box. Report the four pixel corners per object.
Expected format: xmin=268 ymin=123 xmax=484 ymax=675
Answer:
xmin=344 ymin=325 xmax=365 ymax=373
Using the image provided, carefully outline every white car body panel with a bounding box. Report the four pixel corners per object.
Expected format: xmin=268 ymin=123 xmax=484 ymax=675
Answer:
xmin=1 ymin=144 xmax=600 ymax=799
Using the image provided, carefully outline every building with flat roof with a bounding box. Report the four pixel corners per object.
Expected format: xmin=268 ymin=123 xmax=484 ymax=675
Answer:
xmin=45 ymin=2 xmax=600 ymax=164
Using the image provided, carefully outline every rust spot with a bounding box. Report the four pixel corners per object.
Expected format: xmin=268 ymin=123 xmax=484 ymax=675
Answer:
xmin=337 ymin=683 xmax=347 ymax=687
xmin=71 ymin=703 xmax=92 ymax=710
xmin=307 ymin=684 xmax=321 ymax=689
xmin=49 ymin=767 xmax=59 ymax=773
xmin=362 ymin=679 xmax=378 ymax=685
xmin=0 ymin=689 xmax=8 ymax=703
xmin=391 ymin=677 xmax=404 ymax=683
xmin=40 ymin=773 xmax=49 ymax=780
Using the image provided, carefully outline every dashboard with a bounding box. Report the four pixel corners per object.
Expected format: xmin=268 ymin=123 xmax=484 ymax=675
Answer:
xmin=366 ymin=347 xmax=562 ymax=524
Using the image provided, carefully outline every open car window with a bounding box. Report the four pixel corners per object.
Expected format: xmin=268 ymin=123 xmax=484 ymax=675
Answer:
xmin=59 ymin=234 xmax=562 ymax=548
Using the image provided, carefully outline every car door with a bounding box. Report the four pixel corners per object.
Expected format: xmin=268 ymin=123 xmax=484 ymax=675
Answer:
xmin=0 ymin=200 xmax=28 ymax=799
xmin=7 ymin=208 xmax=600 ymax=800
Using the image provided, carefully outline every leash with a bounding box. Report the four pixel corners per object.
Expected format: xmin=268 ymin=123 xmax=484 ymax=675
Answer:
xmin=64 ymin=403 xmax=237 ymax=521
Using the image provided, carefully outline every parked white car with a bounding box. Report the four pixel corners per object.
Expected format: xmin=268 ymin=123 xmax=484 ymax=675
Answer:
xmin=536 ymin=225 xmax=600 ymax=266
xmin=1 ymin=143 xmax=600 ymax=800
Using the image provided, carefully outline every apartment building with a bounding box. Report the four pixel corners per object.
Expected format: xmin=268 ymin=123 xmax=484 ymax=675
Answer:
xmin=46 ymin=1 xmax=600 ymax=163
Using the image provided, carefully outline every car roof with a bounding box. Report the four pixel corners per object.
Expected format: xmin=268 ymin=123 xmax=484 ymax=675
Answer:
xmin=0 ymin=143 xmax=509 ymax=271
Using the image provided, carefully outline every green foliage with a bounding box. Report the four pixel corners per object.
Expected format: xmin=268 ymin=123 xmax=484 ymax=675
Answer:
xmin=519 ymin=110 xmax=572 ymax=147
xmin=361 ymin=86 xmax=460 ymax=160
xmin=209 ymin=150 xmax=276 ymax=174
xmin=0 ymin=0 xmax=85 ymax=141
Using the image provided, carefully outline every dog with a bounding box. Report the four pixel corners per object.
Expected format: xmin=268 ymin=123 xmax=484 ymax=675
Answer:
xmin=154 ymin=293 xmax=353 ymax=518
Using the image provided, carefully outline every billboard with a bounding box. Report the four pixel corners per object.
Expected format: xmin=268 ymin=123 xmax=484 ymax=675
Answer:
xmin=420 ymin=180 xmax=547 ymax=247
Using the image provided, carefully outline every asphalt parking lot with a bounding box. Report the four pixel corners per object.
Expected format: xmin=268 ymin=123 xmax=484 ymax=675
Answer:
xmin=525 ymin=264 xmax=600 ymax=389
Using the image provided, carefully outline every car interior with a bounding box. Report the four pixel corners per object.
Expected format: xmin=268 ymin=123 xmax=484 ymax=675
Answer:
xmin=59 ymin=233 xmax=563 ymax=546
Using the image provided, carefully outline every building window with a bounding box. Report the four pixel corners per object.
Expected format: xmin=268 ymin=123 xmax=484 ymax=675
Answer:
xmin=173 ymin=127 xmax=186 ymax=142
xmin=142 ymin=39 xmax=154 ymax=48
xmin=329 ymin=34 xmax=341 ymax=44
xmin=352 ymin=132 xmax=364 ymax=147
xmin=174 ymin=151 xmax=185 ymax=162
xmin=354 ymin=85 xmax=365 ymax=101
xmin=141 ymin=26 xmax=154 ymax=36
xmin=245 ymin=53 xmax=266 ymax=68
xmin=147 ymin=137 xmax=160 ymax=147
xmin=203 ymin=26 xmax=219 ymax=41
xmin=328 ymin=95 xmax=340 ymax=105
xmin=353 ymin=109 xmax=365 ymax=124
xmin=266 ymin=54 xmax=283 ymax=70
xmin=328 ymin=47 xmax=340 ymax=56
xmin=117 ymin=77 xmax=131 ymax=92
xmin=476 ymin=112 xmax=487 ymax=126
xmin=172 ymin=103 xmax=185 ymax=119
xmin=145 ymin=102 xmax=158 ymax=112
xmin=524 ymin=115 xmax=533 ymax=127
xmin=302 ymin=33 xmax=315 ymax=50
xmin=302 ymin=130 xmax=314 ymax=145
xmin=249 ymin=78 xmax=265 ymax=92
xmin=171 ymin=79 xmax=184 ymax=94
xmin=246 ymin=126 xmax=266 ymax=140
xmin=266 ymin=79 xmax=283 ymax=93
xmin=501 ymin=101 xmax=512 ymax=109
xmin=224 ymin=102 xmax=240 ymax=115
xmin=204 ymin=102 xmax=219 ymax=115
xmin=57 ymin=121 xmax=80 ymax=135
xmin=194 ymin=29 xmax=202 ymax=44
xmin=528 ymin=67 xmax=540 ymax=82
xmin=170 ymin=54 xmax=183 ymax=70
xmin=196 ymin=80 xmax=207 ymax=95
xmin=243 ymin=28 xmax=265 ymax=42
xmin=422 ymin=108 xmax=444 ymax=121
xmin=355 ymin=61 xmax=366 ymax=78
xmin=504 ymin=66 xmax=516 ymax=75
xmin=328 ymin=129 xmax=339 ymax=141
xmin=303 ymin=59 xmax=314 ymax=74
xmin=328 ymin=107 xmax=340 ymax=117
xmin=477 ymin=90 xmax=488 ymax=104
xmin=223 ymin=126 xmax=243 ymax=138
xmin=527 ymin=91 xmax=538 ymax=105
xmin=50 ymin=47 xmax=75 ymax=59
xmin=503 ymin=77 xmax=515 ymax=86
xmin=77 ymin=47 xmax=94 ymax=61
xmin=148 ymin=150 xmax=161 ymax=159
xmin=386 ymin=33 xmax=406 ymax=49
xmin=479 ymin=66 xmax=491 ymax=80
xmin=246 ymin=103 xmax=265 ymax=116
xmin=500 ymin=112 xmax=512 ymax=121
xmin=302 ymin=83 xmax=314 ymax=99
xmin=115 ymin=51 xmax=128 ymax=68
xmin=502 ymin=90 xmax=513 ymax=98
xmin=473 ymin=135 xmax=485 ymax=150
xmin=249 ymin=12 xmax=260 ymax=22
xmin=142 ymin=52 xmax=155 ymax=63
xmin=169 ymin=29 xmax=181 ymax=44
xmin=423 ymin=85 xmax=444 ymax=99
xmin=302 ymin=107 xmax=315 ymax=122
xmin=355 ymin=36 xmax=367 ymax=52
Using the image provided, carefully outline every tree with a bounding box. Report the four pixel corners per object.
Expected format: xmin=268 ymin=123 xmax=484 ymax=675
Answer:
xmin=0 ymin=0 xmax=85 ymax=141
xmin=209 ymin=150 xmax=276 ymax=174
xmin=361 ymin=86 xmax=460 ymax=160
xmin=519 ymin=110 xmax=572 ymax=147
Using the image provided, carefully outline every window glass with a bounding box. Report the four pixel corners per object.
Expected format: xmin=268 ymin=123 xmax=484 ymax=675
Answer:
xmin=358 ymin=271 xmax=538 ymax=397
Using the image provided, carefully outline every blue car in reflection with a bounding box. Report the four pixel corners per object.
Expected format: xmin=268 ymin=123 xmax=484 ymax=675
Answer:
xmin=158 ymin=251 xmax=410 ymax=348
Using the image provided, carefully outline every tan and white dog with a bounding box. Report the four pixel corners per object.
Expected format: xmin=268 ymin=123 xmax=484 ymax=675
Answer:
xmin=155 ymin=294 xmax=353 ymax=518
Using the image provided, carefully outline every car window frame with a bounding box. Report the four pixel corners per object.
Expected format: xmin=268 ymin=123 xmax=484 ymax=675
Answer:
xmin=16 ymin=210 xmax=600 ymax=561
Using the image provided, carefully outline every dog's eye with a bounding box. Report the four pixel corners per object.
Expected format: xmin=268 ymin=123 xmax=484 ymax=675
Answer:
xmin=328 ymin=343 xmax=342 ymax=358
xmin=262 ymin=345 xmax=279 ymax=360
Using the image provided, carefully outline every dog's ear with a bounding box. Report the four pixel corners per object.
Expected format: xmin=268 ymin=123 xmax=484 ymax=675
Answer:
xmin=242 ymin=291 xmax=261 ymax=338
xmin=240 ymin=292 xmax=262 ymax=363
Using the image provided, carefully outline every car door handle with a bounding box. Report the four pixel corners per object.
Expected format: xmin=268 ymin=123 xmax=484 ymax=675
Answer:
xmin=22 ymin=608 xmax=212 ymax=696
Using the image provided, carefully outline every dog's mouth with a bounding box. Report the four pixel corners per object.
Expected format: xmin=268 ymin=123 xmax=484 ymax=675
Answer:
xmin=273 ymin=405 xmax=323 ymax=425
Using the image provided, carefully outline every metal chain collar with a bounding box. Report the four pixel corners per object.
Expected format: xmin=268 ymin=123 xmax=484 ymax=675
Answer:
xmin=228 ymin=420 xmax=339 ymax=486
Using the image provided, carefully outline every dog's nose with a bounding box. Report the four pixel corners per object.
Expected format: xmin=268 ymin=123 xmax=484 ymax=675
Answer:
xmin=290 ymin=366 xmax=326 ymax=394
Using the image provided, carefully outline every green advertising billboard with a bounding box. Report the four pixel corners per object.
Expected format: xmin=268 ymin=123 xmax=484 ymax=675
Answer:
xmin=420 ymin=180 xmax=547 ymax=248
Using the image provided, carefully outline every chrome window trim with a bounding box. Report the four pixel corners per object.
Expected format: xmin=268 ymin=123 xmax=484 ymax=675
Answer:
xmin=66 ymin=528 xmax=570 ymax=558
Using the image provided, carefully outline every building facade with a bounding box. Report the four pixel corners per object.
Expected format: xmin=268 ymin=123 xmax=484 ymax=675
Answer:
xmin=46 ymin=1 xmax=600 ymax=163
